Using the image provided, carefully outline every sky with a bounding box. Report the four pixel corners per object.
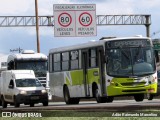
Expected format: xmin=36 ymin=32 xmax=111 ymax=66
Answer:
xmin=0 ymin=0 xmax=160 ymax=56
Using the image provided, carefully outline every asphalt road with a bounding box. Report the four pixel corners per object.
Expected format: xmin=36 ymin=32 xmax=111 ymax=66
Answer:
xmin=1 ymin=99 xmax=160 ymax=112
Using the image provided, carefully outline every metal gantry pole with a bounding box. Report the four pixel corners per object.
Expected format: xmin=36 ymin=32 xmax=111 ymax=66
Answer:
xmin=145 ymin=15 xmax=150 ymax=37
xmin=35 ymin=0 xmax=40 ymax=53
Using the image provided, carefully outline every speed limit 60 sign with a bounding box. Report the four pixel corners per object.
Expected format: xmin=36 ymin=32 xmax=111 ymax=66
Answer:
xmin=76 ymin=11 xmax=96 ymax=37
xmin=79 ymin=12 xmax=93 ymax=27
xmin=54 ymin=4 xmax=96 ymax=37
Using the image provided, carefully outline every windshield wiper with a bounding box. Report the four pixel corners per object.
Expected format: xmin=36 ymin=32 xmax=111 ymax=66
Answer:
xmin=119 ymin=47 xmax=130 ymax=60
xmin=135 ymin=72 xmax=154 ymax=76
xmin=135 ymin=45 xmax=142 ymax=60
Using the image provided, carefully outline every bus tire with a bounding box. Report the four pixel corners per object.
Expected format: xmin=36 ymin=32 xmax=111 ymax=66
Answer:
xmin=2 ymin=96 xmax=7 ymax=108
xmin=95 ymin=89 xmax=106 ymax=103
xmin=72 ymin=98 xmax=80 ymax=104
xmin=134 ymin=94 xmax=144 ymax=102
xmin=64 ymin=86 xmax=72 ymax=104
xmin=147 ymin=94 xmax=154 ymax=100
xmin=30 ymin=103 xmax=34 ymax=107
xmin=105 ymin=96 xmax=114 ymax=103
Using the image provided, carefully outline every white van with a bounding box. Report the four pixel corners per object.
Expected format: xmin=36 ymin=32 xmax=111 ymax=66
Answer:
xmin=0 ymin=70 xmax=48 ymax=108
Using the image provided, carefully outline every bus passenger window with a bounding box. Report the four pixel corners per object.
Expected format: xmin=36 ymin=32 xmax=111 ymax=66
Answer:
xmin=89 ymin=48 xmax=97 ymax=68
xmin=62 ymin=52 xmax=69 ymax=70
xmin=70 ymin=50 xmax=79 ymax=69
xmin=53 ymin=53 xmax=61 ymax=71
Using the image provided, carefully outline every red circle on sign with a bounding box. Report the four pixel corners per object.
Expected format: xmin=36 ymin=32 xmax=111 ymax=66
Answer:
xmin=58 ymin=12 xmax=72 ymax=27
xmin=79 ymin=12 xmax=92 ymax=27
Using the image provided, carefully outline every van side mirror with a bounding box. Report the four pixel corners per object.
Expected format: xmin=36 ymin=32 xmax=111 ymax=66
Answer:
xmin=8 ymin=85 xmax=13 ymax=89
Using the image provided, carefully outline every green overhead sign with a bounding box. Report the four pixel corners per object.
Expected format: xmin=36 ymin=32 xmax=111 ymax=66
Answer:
xmin=153 ymin=39 xmax=160 ymax=51
xmin=153 ymin=43 xmax=160 ymax=50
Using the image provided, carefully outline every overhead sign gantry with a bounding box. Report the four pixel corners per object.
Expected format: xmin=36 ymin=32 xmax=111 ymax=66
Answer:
xmin=0 ymin=14 xmax=151 ymax=37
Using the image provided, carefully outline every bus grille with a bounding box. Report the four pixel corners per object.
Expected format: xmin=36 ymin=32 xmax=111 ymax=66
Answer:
xmin=122 ymin=89 xmax=146 ymax=92
xmin=121 ymin=82 xmax=146 ymax=86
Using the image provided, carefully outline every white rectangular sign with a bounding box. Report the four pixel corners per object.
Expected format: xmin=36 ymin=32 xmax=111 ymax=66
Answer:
xmin=54 ymin=4 xmax=96 ymax=37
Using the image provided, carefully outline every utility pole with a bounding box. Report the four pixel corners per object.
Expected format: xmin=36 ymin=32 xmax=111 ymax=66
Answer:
xmin=35 ymin=0 xmax=40 ymax=53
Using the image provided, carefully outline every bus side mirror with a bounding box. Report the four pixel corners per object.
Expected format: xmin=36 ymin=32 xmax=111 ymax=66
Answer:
xmin=105 ymin=56 xmax=108 ymax=64
xmin=155 ymin=50 xmax=159 ymax=63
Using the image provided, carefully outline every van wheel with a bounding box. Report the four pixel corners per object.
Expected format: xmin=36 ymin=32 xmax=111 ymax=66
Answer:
xmin=43 ymin=101 xmax=48 ymax=106
xmin=134 ymin=94 xmax=144 ymax=102
xmin=2 ymin=96 xmax=7 ymax=108
xmin=14 ymin=97 xmax=20 ymax=107
xmin=30 ymin=103 xmax=34 ymax=107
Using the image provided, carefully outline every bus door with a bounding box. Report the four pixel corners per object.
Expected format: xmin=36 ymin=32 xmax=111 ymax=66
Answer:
xmin=82 ymin=50 xmax=90 ymax=97
xmin=98 ymin=47 xmax=106 ymax=96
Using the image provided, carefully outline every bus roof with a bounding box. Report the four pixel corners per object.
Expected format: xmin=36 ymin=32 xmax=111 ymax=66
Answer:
xmin=49 ymin=36 xmax=150 ymax=53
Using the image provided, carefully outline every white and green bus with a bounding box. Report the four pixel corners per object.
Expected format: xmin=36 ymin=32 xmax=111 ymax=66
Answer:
xmin=48 ymin=36 xmax=158 ymax=104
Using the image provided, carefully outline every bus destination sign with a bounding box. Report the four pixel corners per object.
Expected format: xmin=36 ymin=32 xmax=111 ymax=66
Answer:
xmin=107 ymin=39 xmax=150 ymax=48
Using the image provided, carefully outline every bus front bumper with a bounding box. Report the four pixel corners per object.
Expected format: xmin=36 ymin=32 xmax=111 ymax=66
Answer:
xmin=107 ymin=83 xmax=157 ymax=96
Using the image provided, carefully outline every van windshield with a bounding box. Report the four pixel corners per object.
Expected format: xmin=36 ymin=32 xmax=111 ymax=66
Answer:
xmin=15 ymin=79 xmax=42 ymax=87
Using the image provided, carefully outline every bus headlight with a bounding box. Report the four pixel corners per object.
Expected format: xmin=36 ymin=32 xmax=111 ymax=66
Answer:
xmin=152 ymin=77 xmax=156 ymax=82
xmin=20 ymin=90 xmax=27 ymax=95
xmin=41 ymin=90 xmax=47 ymax=94
xmin=148 ymin=88 xmax=155 ymax=93
xmin=110 ymin=81 xmax=115 ymax=85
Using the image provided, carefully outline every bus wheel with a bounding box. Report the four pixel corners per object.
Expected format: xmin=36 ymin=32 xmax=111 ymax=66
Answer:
xmin=72 ymin=98 xmax=80 ymax=104
xmin=30 ymin=103 xmax=34 ymax=107
xmin=147 ymin=94 xmax=154 ymax=100
xmin=134 ymin=94 xmax=144 ymax=102
xmin=2 ymin=96 xmax=7 ymax=108
xmin=64 ymin=86 xmax=72 ymax=104
xmin=95 ymin=89 xmax=106 ymax=103
xmin=105 ymin=96 xmax=114 ymax=103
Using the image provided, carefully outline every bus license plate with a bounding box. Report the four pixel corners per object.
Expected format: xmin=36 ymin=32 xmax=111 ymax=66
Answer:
xmin=31 ymin=96 xmax=39 ymax=100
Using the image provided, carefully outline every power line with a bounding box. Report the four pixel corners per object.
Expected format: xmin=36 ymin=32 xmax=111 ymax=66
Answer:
xmin=151 ymin=30 xmax=160 ymax=37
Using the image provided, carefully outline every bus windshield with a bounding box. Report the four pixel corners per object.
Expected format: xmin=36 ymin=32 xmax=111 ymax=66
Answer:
xmin=15 ymin=79 xmax=42 ymax=87
xmin=106 ymin=46 xmax=156 ymax=77
xmin=16 ymin=61 xmax=47 ymax=77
